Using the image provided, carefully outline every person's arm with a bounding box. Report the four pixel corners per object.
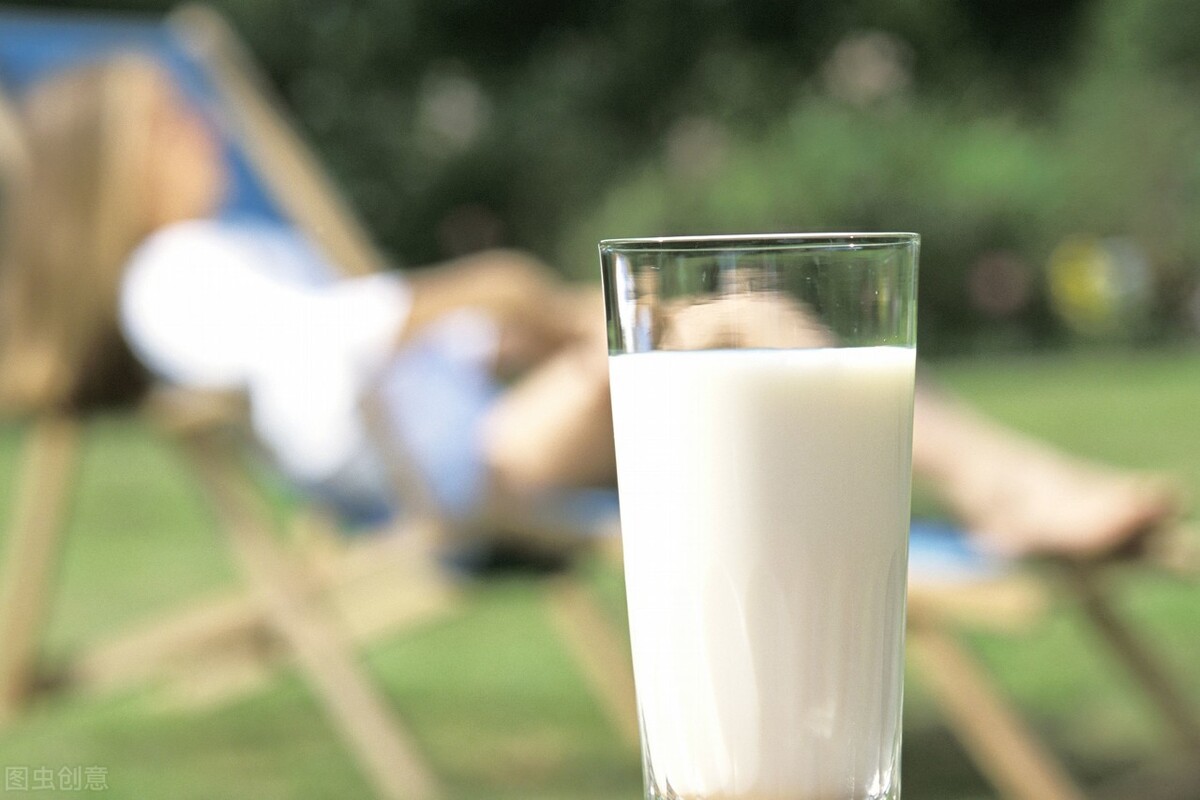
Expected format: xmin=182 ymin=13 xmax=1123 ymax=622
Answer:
xmin=403 ymin=249 xmax=589 ymax=375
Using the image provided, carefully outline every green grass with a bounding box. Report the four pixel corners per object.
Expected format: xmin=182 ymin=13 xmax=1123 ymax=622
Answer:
xmin=912 ymin=348 xmax=1200 ymax=798
xmin=2 ymin=349 xmax=1199 ymax=798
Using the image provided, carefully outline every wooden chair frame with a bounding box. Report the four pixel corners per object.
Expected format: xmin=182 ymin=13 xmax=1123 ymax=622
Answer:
xmin=3 ymin=5 xmax=1197 ymax=800
xmin=907 ymin=552 xmax=1200 ymax=800
xmin=0 ymin=6 xmax=637 ymax=799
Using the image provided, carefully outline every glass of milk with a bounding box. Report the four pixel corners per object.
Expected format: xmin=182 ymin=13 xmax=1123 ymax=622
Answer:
xmin=600 ymin=233 xmax=919 ymax=800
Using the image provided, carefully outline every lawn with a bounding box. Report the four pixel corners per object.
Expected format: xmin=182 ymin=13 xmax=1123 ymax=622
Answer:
xmin=1 ymin=348 xmax=1198 ymax=799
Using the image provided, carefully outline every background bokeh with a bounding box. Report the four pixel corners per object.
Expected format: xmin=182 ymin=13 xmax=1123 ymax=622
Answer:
xmin=3 ymin=2 xmax=1200 ymax=799
xmin=35 ymin=0 xmax=1200 ymax=354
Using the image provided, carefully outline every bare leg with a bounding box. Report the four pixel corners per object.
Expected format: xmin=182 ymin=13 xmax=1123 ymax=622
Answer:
xmin=484 ymin=353 xmax=1182 ymax=558
xmin=427 ymin=272 xmax=1182 ymax=558
xmin=914 ymin=381 xmax=1182 ymax=558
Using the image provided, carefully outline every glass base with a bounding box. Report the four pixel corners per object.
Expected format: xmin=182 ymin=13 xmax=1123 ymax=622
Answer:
xmin=646 ymin=785 xmax=899 ymax=800
xmin=647 ymin=792 xmax=898 ymax=800
xmin=643 ymin=759 xmax=900 ymax=800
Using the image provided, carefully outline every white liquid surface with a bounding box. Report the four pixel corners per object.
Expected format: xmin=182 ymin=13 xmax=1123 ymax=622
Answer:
xmin=609 ymin=347 xmax=915 ymax=800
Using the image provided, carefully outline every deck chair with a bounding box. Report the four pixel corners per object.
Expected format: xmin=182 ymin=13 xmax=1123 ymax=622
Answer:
xmin=0 ymin=6 xmax=636 ymax=799
xmin=4 ymin=7 xmax=1194 ymax=800
xmin=906 ymin=520 xmax=1200 ymax=799
xmin=171 ymin=8 xmax=636 ymax=749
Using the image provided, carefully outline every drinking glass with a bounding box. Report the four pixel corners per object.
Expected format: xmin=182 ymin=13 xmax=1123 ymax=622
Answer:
xmin=601 ymin=233 xmax=919 ymax=800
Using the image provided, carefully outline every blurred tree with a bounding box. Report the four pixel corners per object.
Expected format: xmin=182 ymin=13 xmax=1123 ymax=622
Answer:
xmin=31 ymin=0 xmax=1200 ymax=350
xmin=558 ymin=0 xmax=1200 ymax=350
xmin=40 ymin=0 xmax=1095 ymax=272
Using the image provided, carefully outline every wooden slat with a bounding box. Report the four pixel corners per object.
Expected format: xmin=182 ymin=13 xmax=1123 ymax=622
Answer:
xmin=183 ymin=430 xmax=442 ymax=800
xmin=1141 ymin=524 xmax=1200 ymax=579
xmin=907 ymin=623 xmax=1087 ymax=800
xmin=1069 ymin=563 xmax=1200 ymax=759
xmin=168 ymin=4 xmax=387 ymax=278
xmin=545 ymin=576 xmax=640 ymax=749
xmin=907 ymin=573 xmax=1048 ymax=632
xmin=0 ymin=417 xmax=81 ymax=723
xmin=73 ymin=501 xmax=454 ymax=697
xmin=71 ymin=589 xmax=269 ymax=694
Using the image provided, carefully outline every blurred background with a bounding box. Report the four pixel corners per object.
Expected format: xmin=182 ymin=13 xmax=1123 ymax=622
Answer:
xmin=23 ymin=0 xmax=1200 ymax=354
xmin=1 ymin=0 xmax=1199 ymax=798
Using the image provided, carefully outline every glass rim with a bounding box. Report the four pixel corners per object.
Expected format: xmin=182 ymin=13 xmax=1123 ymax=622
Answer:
xmin=599 ymin=231 xmax=918 ymax=253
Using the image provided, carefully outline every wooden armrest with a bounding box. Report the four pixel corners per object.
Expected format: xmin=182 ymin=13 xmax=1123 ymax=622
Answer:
xmin=142 ymin=387 xmax=249 ymax=438
xmin=908 ymin=573 xmax=1049 ymax=631
xmin=1141 ymin=524 xmax=1200 ymax=578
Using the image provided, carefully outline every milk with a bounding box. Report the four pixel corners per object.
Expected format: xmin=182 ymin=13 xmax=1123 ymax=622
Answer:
xmin=609 ymin=346 xmax=915 ymax=800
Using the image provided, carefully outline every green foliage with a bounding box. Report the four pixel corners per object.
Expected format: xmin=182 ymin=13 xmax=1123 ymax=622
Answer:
xmin=36 ymin=0 xmax=1200 ymax=349
xmin=561 ymin=0 xmax=1200 ymax=352
xmin=43 ymin=0 xmax=1089 ymax=263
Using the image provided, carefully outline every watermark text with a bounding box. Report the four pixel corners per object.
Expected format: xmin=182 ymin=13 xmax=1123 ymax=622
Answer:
xmin=4 ymin=766 xmax=107 ymax=792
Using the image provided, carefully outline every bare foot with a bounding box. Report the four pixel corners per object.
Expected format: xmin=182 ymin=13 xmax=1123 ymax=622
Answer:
xmin=936 ymin=433 xmax=1182 ymax=559
xmin=913 ymin=385 xmax=1185 ymax=560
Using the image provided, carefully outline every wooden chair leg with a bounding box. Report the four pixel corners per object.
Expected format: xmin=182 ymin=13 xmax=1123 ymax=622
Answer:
xmin=71 ymin=526 xmax=457 ymax=699
xmin=184 ymin=434 xmax=442 ymax=800
xmin=907 ymin=623 xmax=1087 ymax=800
xmin=545 ymin=575 xmax=640 ymax=749
xmin=169 ymin=4 xmax=388 ymax=279
xmin=0 ymin=417 xmax=81 ymax=723
xmin=1068 ymin=563 xmax=1200 ymax=759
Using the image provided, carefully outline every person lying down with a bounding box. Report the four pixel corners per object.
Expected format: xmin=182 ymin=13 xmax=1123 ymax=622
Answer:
xmin=0 ymin=56 xmax=1182 ymax=559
